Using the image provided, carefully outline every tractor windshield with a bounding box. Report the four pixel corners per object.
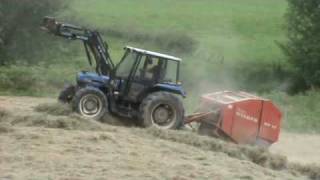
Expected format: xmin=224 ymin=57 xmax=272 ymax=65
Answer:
xmin=116 ymin=51 xmax=138 ymax=78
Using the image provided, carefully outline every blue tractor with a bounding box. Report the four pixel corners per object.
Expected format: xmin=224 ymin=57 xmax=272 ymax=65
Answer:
xmin=42 ymin=17 xmax=186 ymax=129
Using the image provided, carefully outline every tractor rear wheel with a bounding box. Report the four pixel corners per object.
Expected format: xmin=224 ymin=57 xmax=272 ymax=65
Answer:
xmin=72 ymin=87 xmax=107 ymax=120
xmin=139 ymin=92 xmax=184 ymax=130
xmin=58 ymin=84 xmax=76 ymax=104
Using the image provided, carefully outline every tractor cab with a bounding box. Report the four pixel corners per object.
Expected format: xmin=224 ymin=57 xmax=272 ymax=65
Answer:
xmin=113 ymin=46 xmax=183 ymax=103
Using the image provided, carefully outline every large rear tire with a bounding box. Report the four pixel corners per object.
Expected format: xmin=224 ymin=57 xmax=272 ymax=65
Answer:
xmin=139 ymin=92 xmax=184 ymax=130
xmin=72 ymin=87 xmax=107 ymax=120
xmin=58 ymin=84 xmax=76 ymax=104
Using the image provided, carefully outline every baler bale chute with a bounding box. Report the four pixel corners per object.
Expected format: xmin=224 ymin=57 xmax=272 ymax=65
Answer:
xmin=185 ymin=91 xmax=282 ymax=148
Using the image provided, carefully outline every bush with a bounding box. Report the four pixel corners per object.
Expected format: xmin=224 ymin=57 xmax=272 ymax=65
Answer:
xmin=0 ymin=0 xmax=66 ymax=65
xmin=0 ymin=65 xmax=66 ymax=95
xmin=265 ymin=90 xmax=320 ymax=133
xmin=0 ymin=66 xmax=39 ymax=91
xmin=283 ymin=0 xmax=320 ymax=92
xmin=232 ymin=61 xmax=288 ymax=92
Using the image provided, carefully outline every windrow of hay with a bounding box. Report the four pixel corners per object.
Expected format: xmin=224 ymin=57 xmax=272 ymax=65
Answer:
xmin=0 ymin=109 xmax=105 ymax=131
xmin=34 ymin=103 xmax=134 ymax=127
xmin=0 ymin=123 xmax=14 ymax=134
xmin=9 ymin=114 xmax=104 ymax=131
xmin=34 ymin=103 xmax=73 ymax=116
xmin=1 ymin=107 xmax=120 ymax=133
xmin=289 ymin=163 xmax=320 ymax=180
xmin=140 ymin=128 xmax=288 ymax=170
xmin=0 ymin=108 xmax=10 ymax=120
xmin=139 ymin=127 xmax=320 ymax=180
xmin=0 ymin=109 xmax=14 ymax=133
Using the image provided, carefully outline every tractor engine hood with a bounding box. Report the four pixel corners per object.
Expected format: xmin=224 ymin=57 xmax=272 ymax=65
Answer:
xmin=77 ymin=71 xmax=110 ymax=87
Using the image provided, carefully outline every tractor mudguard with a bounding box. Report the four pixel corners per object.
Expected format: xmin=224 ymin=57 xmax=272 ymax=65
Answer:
xmin=76 ymin=71 xmax=110 ymax=89
xmin=139 ymin=83 xmax=186 ymax=101
xmin=152 ymin=83 xmax=186 ymax=97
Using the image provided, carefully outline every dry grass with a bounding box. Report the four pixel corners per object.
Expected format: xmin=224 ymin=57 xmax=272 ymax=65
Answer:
xmin=10 ymin=114 xmax=104 ymax=131
xmin=0 ymin=109 xmax=14 ymax=133
xmin=1 ymin=105 xmax=319 ymax=180
xmin=0 ymin=108 xmax=10 ymax=120
xmin=33 ymin=102 xmax=136 ymax=127
xmin=136 ymin=127 xmax=320 ymax=180
xmin=0 ymin=127 xmax=295 ymax=180
xmin=34 ymin=103 xmax=73 ymax=116
xmin=0 ymin=106 xmax=104 ymax=131
xmin=0 ymin=123 xmax=14 ymax=134
xmin=139 ymin=128 xmax=288 ymax=170
xmin=289 ymin=163 xmax=320 ymax=180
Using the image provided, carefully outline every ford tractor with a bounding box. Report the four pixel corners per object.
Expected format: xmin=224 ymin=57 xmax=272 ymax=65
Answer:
xmin=42 ymin=17 xmax=185 ymax=129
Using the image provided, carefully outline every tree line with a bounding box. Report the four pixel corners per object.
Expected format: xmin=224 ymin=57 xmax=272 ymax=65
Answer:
xmin=0 ymin=0 xmax=64 ymax=65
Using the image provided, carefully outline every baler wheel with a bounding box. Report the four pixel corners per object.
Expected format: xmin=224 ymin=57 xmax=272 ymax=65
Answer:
xmin=255 ymin=138 xmax=271 ymax=149
xmin=198 ymin=122 xmax=216 ymax=137
xmin=139 ymin=91 xmax=184 ymax=130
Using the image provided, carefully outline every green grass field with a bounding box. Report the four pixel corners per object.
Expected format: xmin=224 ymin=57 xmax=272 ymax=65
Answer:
xmin=61 ymin=0 xmax=288 ymax=91
xmin=67 ymin=0 xmax=286 ymax=61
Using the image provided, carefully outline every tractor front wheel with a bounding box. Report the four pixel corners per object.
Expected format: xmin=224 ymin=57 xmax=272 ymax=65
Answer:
xmin=140 ymin=92 xmax=184 ymax=130
xmin=72 ymin=87 xmax=107 ymax=120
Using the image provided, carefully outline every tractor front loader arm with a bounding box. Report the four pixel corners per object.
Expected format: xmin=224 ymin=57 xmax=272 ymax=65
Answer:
xmin=41 ymin=16 xmax=114 ymax=76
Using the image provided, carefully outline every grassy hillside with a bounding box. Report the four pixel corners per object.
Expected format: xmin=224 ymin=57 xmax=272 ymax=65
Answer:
xmin=1 ymin=0 xmax=288 ymax=94
xmin=1 ymin=0 xmax=320 ymax=133
xmin=65 ymin=0 xmax=286 ymax=61
xmin=60 ymin=0 xmax=288 ymax=91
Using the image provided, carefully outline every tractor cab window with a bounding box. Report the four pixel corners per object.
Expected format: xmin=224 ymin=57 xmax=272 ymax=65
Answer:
xmin=163 ymin=60 xmax=179 ymax=83
xmin=135 ymin=55 xmax=163 ymax=83
xmin=116 ymin=51 xmax=138 ymax=78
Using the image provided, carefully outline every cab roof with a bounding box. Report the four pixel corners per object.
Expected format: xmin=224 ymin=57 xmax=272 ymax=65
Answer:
xmin=125 ymin=46 xmax=182 ymax=62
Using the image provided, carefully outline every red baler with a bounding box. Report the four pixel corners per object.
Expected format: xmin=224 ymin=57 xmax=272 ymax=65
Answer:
xmin=185 ymin=91 xmax=282 ymax=147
